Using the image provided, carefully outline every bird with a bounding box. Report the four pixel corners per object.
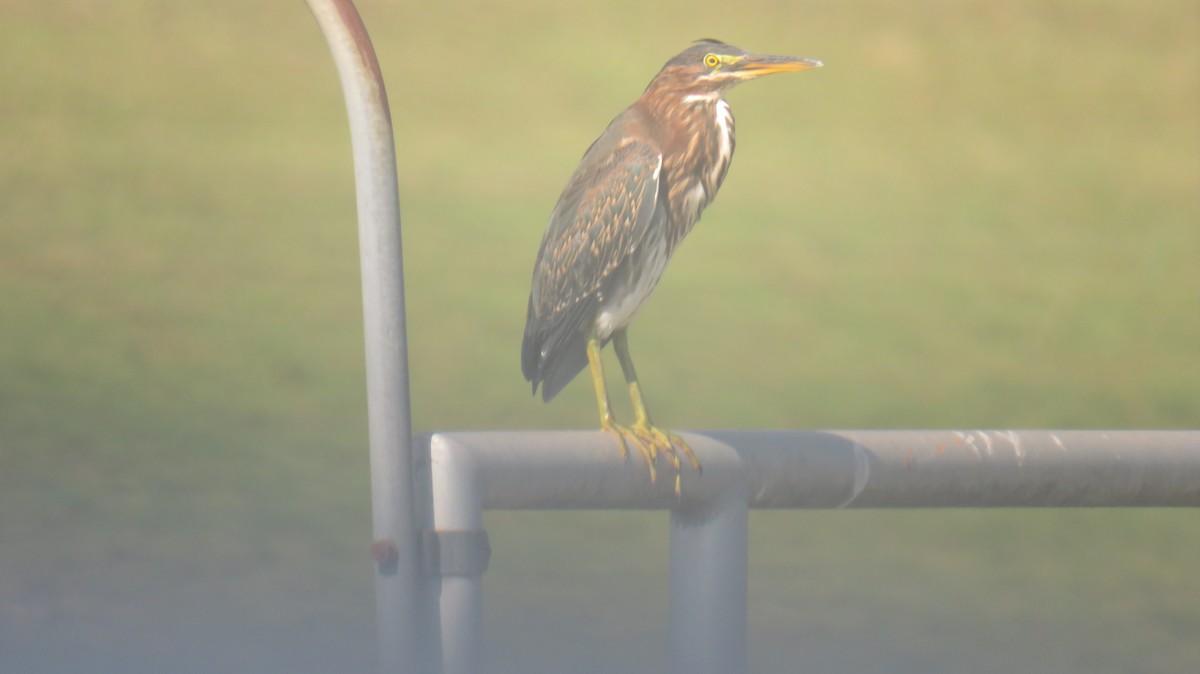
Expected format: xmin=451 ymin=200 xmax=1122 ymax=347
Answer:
xmin=521 ymin=39 xmax=822 ymax=493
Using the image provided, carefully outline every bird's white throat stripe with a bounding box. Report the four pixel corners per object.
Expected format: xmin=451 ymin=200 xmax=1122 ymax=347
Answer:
xmin=682 ymin=91 xmax=720 ymax=104
xmin=711 ymin=99 xmax=733 ymax=185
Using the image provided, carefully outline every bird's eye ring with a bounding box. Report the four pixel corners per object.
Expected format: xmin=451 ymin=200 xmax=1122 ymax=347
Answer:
xmin=703 ymin=53 xmax=721 ymax=69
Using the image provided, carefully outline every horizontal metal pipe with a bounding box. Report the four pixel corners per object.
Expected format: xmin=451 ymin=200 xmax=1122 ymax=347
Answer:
xmin=422 ymin=430 xmax=1200 ymax=509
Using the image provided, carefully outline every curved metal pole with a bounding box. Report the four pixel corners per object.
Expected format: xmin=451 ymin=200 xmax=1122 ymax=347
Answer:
xmin=303 ymin=2 xmax=423 ymax=671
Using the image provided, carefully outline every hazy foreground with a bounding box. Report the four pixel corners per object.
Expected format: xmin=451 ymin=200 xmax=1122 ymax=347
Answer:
xmin=2 ymin=1 xmax=1197 ymax=672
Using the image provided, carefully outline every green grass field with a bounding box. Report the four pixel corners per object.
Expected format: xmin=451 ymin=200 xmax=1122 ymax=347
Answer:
xmin=2 ymin=1 xmax=1197 ymax=672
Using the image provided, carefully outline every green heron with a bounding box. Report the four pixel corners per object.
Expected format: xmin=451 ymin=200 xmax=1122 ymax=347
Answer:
xmin=522 ymin=39 xmax=822 ymax=492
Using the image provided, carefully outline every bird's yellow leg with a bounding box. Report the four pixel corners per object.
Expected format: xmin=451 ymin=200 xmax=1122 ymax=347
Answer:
xmin=587 ymin=335 xmax=657 ymax=483
xmin=611 ymin=330 xmax=701 ymax=495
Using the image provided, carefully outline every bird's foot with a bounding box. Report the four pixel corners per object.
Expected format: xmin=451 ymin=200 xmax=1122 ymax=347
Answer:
xmin=601 ymin=417 xmax=658 ymax=485
xmin=630 ymin=422 xmax=700 ymax=496
xmin=602 ymin=417 xmax=701 ymax=495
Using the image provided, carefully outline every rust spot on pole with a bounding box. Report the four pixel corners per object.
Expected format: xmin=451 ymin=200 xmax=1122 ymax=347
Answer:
xmin=372 ymin=538 xmax=399 ymax=574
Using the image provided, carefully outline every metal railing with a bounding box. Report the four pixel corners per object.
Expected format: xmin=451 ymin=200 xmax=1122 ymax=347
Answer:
xmin=421 ymin=430 xmax=1199 ymax=674
xmin=303 ymin=3 xmax=1200 ymax=673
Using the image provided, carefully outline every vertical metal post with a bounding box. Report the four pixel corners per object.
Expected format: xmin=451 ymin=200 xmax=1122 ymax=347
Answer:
xmin=304 ymin=1 xmax=424 ymax=671
xmin=426 ymin=439 xmax=487 ymax=674
xmin=668 ymin=486 xmax=749 ymax=674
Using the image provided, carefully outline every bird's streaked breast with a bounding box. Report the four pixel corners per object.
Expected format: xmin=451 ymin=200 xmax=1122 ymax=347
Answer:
xmin=660 ymin=95 xmax=736 ymax=253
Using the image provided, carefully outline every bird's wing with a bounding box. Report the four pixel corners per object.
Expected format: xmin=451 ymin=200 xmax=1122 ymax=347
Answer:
xmin=522 ymin=131 xmax=664 ymax=399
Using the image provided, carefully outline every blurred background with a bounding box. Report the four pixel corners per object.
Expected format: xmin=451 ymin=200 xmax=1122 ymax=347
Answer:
xmin=2 ymin=1 xmax=1197 ymax=672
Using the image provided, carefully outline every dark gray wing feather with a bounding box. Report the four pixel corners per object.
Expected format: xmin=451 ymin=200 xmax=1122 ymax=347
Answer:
xmin=522 ymin=124 xmax=663 ymax=401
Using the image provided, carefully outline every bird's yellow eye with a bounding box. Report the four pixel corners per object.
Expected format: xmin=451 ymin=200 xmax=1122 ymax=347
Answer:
xmin=703 ymin=53 xmax=721 ymax=69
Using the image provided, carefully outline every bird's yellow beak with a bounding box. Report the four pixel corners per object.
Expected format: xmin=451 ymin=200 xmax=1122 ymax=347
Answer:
xmin=733 ymin=55 xmax=823 ymax=79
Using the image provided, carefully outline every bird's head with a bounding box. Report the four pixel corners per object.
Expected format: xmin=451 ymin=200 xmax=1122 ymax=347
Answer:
xmin=646 ymin=39 xmax=822 ymax=99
